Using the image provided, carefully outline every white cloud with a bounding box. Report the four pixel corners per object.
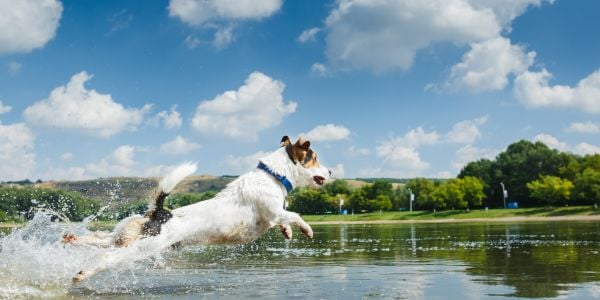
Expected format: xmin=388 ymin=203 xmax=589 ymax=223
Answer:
xmin=575 ymin=143 xmax=600 ymax=155
xmin=225 ymin=151 xmax=269 ymax=174
xmin=168 ymin=0 xmax=281 ymax=48
xmin=106 ymin=9 xmax=133 ymax=35
xmin=160 ymin=135 xmax=201 ymax=155
xmin=533 ymin=133 xmax=569 ymax=152
xmin=320 ymin=0 xmax=501 ymax=72
xmin=0 ymin=100 xmax=12 ymax=115
xmin=298 ymin=27 xmax=320 ymax=43
xmin=565 ymin=122 xmax=600 ymax=134
xmin=151 ymin=105 xmax=182 ymax=129
xmin=184 ymin=35 xmax=201 ymax=49
xmin=346 ymin=145 xmax=370 ymax=157
xmin=7 ymin=61 xmax=22 ymax=76
xmin=302 ymin=124 xmax=350 ymax=142
xmin=60 ymin=152 xmax=73 ymax=161
xmin=452 ymin=144 xmax=498 ymax=171
xmin=213 ymin=24 xmax=235 ymax=49
xmin=514 ymin=68 xmax=600 ymax=114
xmin=396 ymin=127 xmax=440 ymax=148
xmin=376 ymin=140 xmax=430 ymax=174
xmin=445 ymin=115 xmax=488 ymax=143
xmin=447 ymin=37 xmax=535 ymax=92
xmin=311 ymin=63 xmax=329 ymax=76
xmin=191 ymin=71 xmax=296 ymax=140
xmin=85 ymin=145 xmax=138 ymax=177
xmin=24 ymin=71 xmax=151 ymax=137
xmin=0 ymin=0 xmax=63 ymax=54
xmin=0 ymin=123 xmax=36 ymax=181
xmin=307 ymin=0 xmax=552 ymax=77
xmin=331 ymin=163 xmax=345 ymax=178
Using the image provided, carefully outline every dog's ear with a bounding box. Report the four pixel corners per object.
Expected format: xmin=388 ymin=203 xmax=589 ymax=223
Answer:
xmin=295 ymin=137 xmax=310 ymax=150
xmin=280 ymin=136 xmax=291 ymax=147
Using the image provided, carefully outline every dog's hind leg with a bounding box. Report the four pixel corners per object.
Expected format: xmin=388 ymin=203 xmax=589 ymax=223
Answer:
xmin=275 ymin=210 xmax=313 ymax=239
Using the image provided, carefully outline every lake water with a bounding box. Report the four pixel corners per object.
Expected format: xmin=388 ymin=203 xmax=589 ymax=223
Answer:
xmin=1 ymin=219 xmax=599 ymax=299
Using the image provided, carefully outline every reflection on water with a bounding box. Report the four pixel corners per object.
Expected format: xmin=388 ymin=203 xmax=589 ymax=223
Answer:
xmin=1 ymin=221 xmax=599 ymax=299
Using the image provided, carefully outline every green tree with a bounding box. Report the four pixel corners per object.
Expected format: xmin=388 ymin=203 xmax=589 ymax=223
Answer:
xmin=459 ymin=176 xmax=485 ymax=208
xmin=527 ymin=175 xmax=574 ymax=206
xmin=289 ymin=188 xmax=335 ymax=214
xmin=368 ymin=195 xmax=392 ymax=211
xmin=405 ymin=178 xmax=436 ymax=210
xmin=573 ymin=168 xmax=600 ymax=205
xmin=323 ymin=180 xmax=352 ymax=196
xmin=348 ymin=187 xmax=369 ymax=212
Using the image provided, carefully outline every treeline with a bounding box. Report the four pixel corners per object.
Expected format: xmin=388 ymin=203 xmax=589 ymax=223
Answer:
xmin=459 ymin=140 xmax=600 ymax=207
xmin=288 ymin=176 xmax=486 ymax=214
xmin=0 ymin=186 xmax=218 ymax=222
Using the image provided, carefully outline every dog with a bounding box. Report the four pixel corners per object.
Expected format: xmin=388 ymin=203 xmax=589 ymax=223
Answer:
xmin=69 ymin=136 xmax=331 ymax=282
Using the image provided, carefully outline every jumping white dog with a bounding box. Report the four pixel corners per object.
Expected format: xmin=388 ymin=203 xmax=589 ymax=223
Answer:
xmin=68 ymin=136 xmax=331 ymax=282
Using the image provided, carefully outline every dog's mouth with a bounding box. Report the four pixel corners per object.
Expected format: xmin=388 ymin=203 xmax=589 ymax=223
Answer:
xmin=313 ymin=175 xmax=326 ymax=186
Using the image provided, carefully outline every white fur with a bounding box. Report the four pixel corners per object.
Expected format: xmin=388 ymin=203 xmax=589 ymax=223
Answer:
xmin=72 ymin=146 xmax=330 ymax=282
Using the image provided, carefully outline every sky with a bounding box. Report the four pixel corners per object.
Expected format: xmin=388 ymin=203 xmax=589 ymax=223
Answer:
xmin=0 ymin=0 xmax=599 ymax=181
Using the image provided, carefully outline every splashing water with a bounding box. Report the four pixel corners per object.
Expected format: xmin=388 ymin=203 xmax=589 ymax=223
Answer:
xmin=0 ymin=210 xmax=173 ymax=298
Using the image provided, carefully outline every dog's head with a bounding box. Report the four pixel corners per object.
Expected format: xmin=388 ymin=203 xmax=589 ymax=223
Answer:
xmin=279 ymin=135 xmax=331 ymax=188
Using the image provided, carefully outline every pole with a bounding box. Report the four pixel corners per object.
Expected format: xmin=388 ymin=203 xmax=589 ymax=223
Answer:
xmin=408 ymin=188 xmax=414 ymax=212
xmin=500 ymin=182 xmax=507 ymax=209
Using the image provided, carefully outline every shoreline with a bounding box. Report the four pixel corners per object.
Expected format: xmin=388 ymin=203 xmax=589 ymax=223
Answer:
xmin=308 ymin=215 xmax=600 ymax=225
xmin=2 ymin=215 xmax=600 ymax=229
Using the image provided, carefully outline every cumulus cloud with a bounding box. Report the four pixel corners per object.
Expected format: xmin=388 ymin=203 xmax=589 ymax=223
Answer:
xmin=533 ymin=133 xmax=600 ymax=156
xmin=298 ymin=27 xmax=320 ymax=43
xmin=575 ymin=143 xmax=600 ymax=155
xmin=319 ymin=0 xmax=502 ymax=72
xmin=514 ymin=69 xmax=600 ymax=114
xmin=0 ymin=0 xmax=63 ymax=54
xmin=0 ymin=123 xmax=36 ymax=181
xmin=150 ymin=105 xmax=182 ymax=129
xmin=452 ymin=144 xmax=498 ymax=171
xmin=0 ymin=100 xmax=12 ymax=115
xmin=565 ymin=122 xmax=600 ymax=134
xmin=330 ymin=163 xmax=345 ymax=178
xmin=376 ymin=142 xmax=430 ymax=174
xmin=225 ymin=151 xmax=269 ymax=174
xmin=24 ymin=71 xmax=151 ymax=137
xmin=445 ymin=115 xmax=488 ymax=143
xmin=191 ymin=71 xmax=296 ymax=140
xmin=302 ymin=124 xmax=350 ymax=142
xmin=533 ymin=133 xmax=570 ymax=152
xmin=346 ymin=145 xmax=370 ymax=157
xmin=447 ymin=37 xmax=535 ymax=92
xmin=168 ymin=0 xmax=281 ymax=48
xmin=160 ymin=135 xmax=201 ymax=155
xmin=85 ymin=145 xmax=138 ymax=177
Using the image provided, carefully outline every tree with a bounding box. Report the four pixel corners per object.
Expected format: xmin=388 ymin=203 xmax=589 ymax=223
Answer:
xmin=459 ymin=176 xmax=485 ymax=208
xmin=323 ymin=180 xmax=352 ymax=196
xmin=368 ymin=195 xmax=392 ymax=211
xmin=459 ymin=158 xmax=495 ymax=206
xmin=405 ymin=178 xmax=436 ymax=210
xmin=289 ymin=188 xmax=335 ymax=214
xmin=347 ymin=188 xmax=369 ymax=212
xmin=573 ymin=168 xmax=600 ymax=205
xmin=527 ymin=175 xmax=574 ymax=206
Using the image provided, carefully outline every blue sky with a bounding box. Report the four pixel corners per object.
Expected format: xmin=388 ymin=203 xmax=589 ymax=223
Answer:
xmin=0 ymin=0 xmax=599 ymax=181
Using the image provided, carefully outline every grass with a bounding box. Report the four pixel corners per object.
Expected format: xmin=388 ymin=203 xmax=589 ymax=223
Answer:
xmin=1 ymin=206 xmax=599 ymax=229
xmin=301 ymin=205 xmax=600 ymax=222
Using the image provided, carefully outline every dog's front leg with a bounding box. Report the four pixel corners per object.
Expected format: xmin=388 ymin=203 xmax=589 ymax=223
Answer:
xmin=275 ymin=210 xmax=313 ymax=239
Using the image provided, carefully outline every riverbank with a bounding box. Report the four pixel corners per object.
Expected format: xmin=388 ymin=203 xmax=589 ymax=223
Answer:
xmin=1 ymin=206 xmax=599 ymax=229
xmin=303 ymin=206 xmax=600 ymax=224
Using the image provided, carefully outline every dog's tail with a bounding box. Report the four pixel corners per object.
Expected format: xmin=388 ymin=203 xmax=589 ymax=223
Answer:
xmin=147 ymin=163 xmax=197 ymax=217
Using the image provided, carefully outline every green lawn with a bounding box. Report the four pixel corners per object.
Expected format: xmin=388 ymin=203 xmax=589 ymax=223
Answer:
xmin=301 ymin=206 xmax=600 ymax=222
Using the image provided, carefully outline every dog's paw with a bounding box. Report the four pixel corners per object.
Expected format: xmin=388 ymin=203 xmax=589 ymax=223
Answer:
xmin=72 ymin=271 xmax=86 ymax=283
xmin=301 ymin=226 xmax=313 ymax=239
xmin=279 ymin=224 xmax=293 ymax=240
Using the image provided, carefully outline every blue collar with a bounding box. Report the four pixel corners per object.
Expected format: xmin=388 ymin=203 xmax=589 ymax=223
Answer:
xmin=257 ymin=162 xmax=293 ymax=194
